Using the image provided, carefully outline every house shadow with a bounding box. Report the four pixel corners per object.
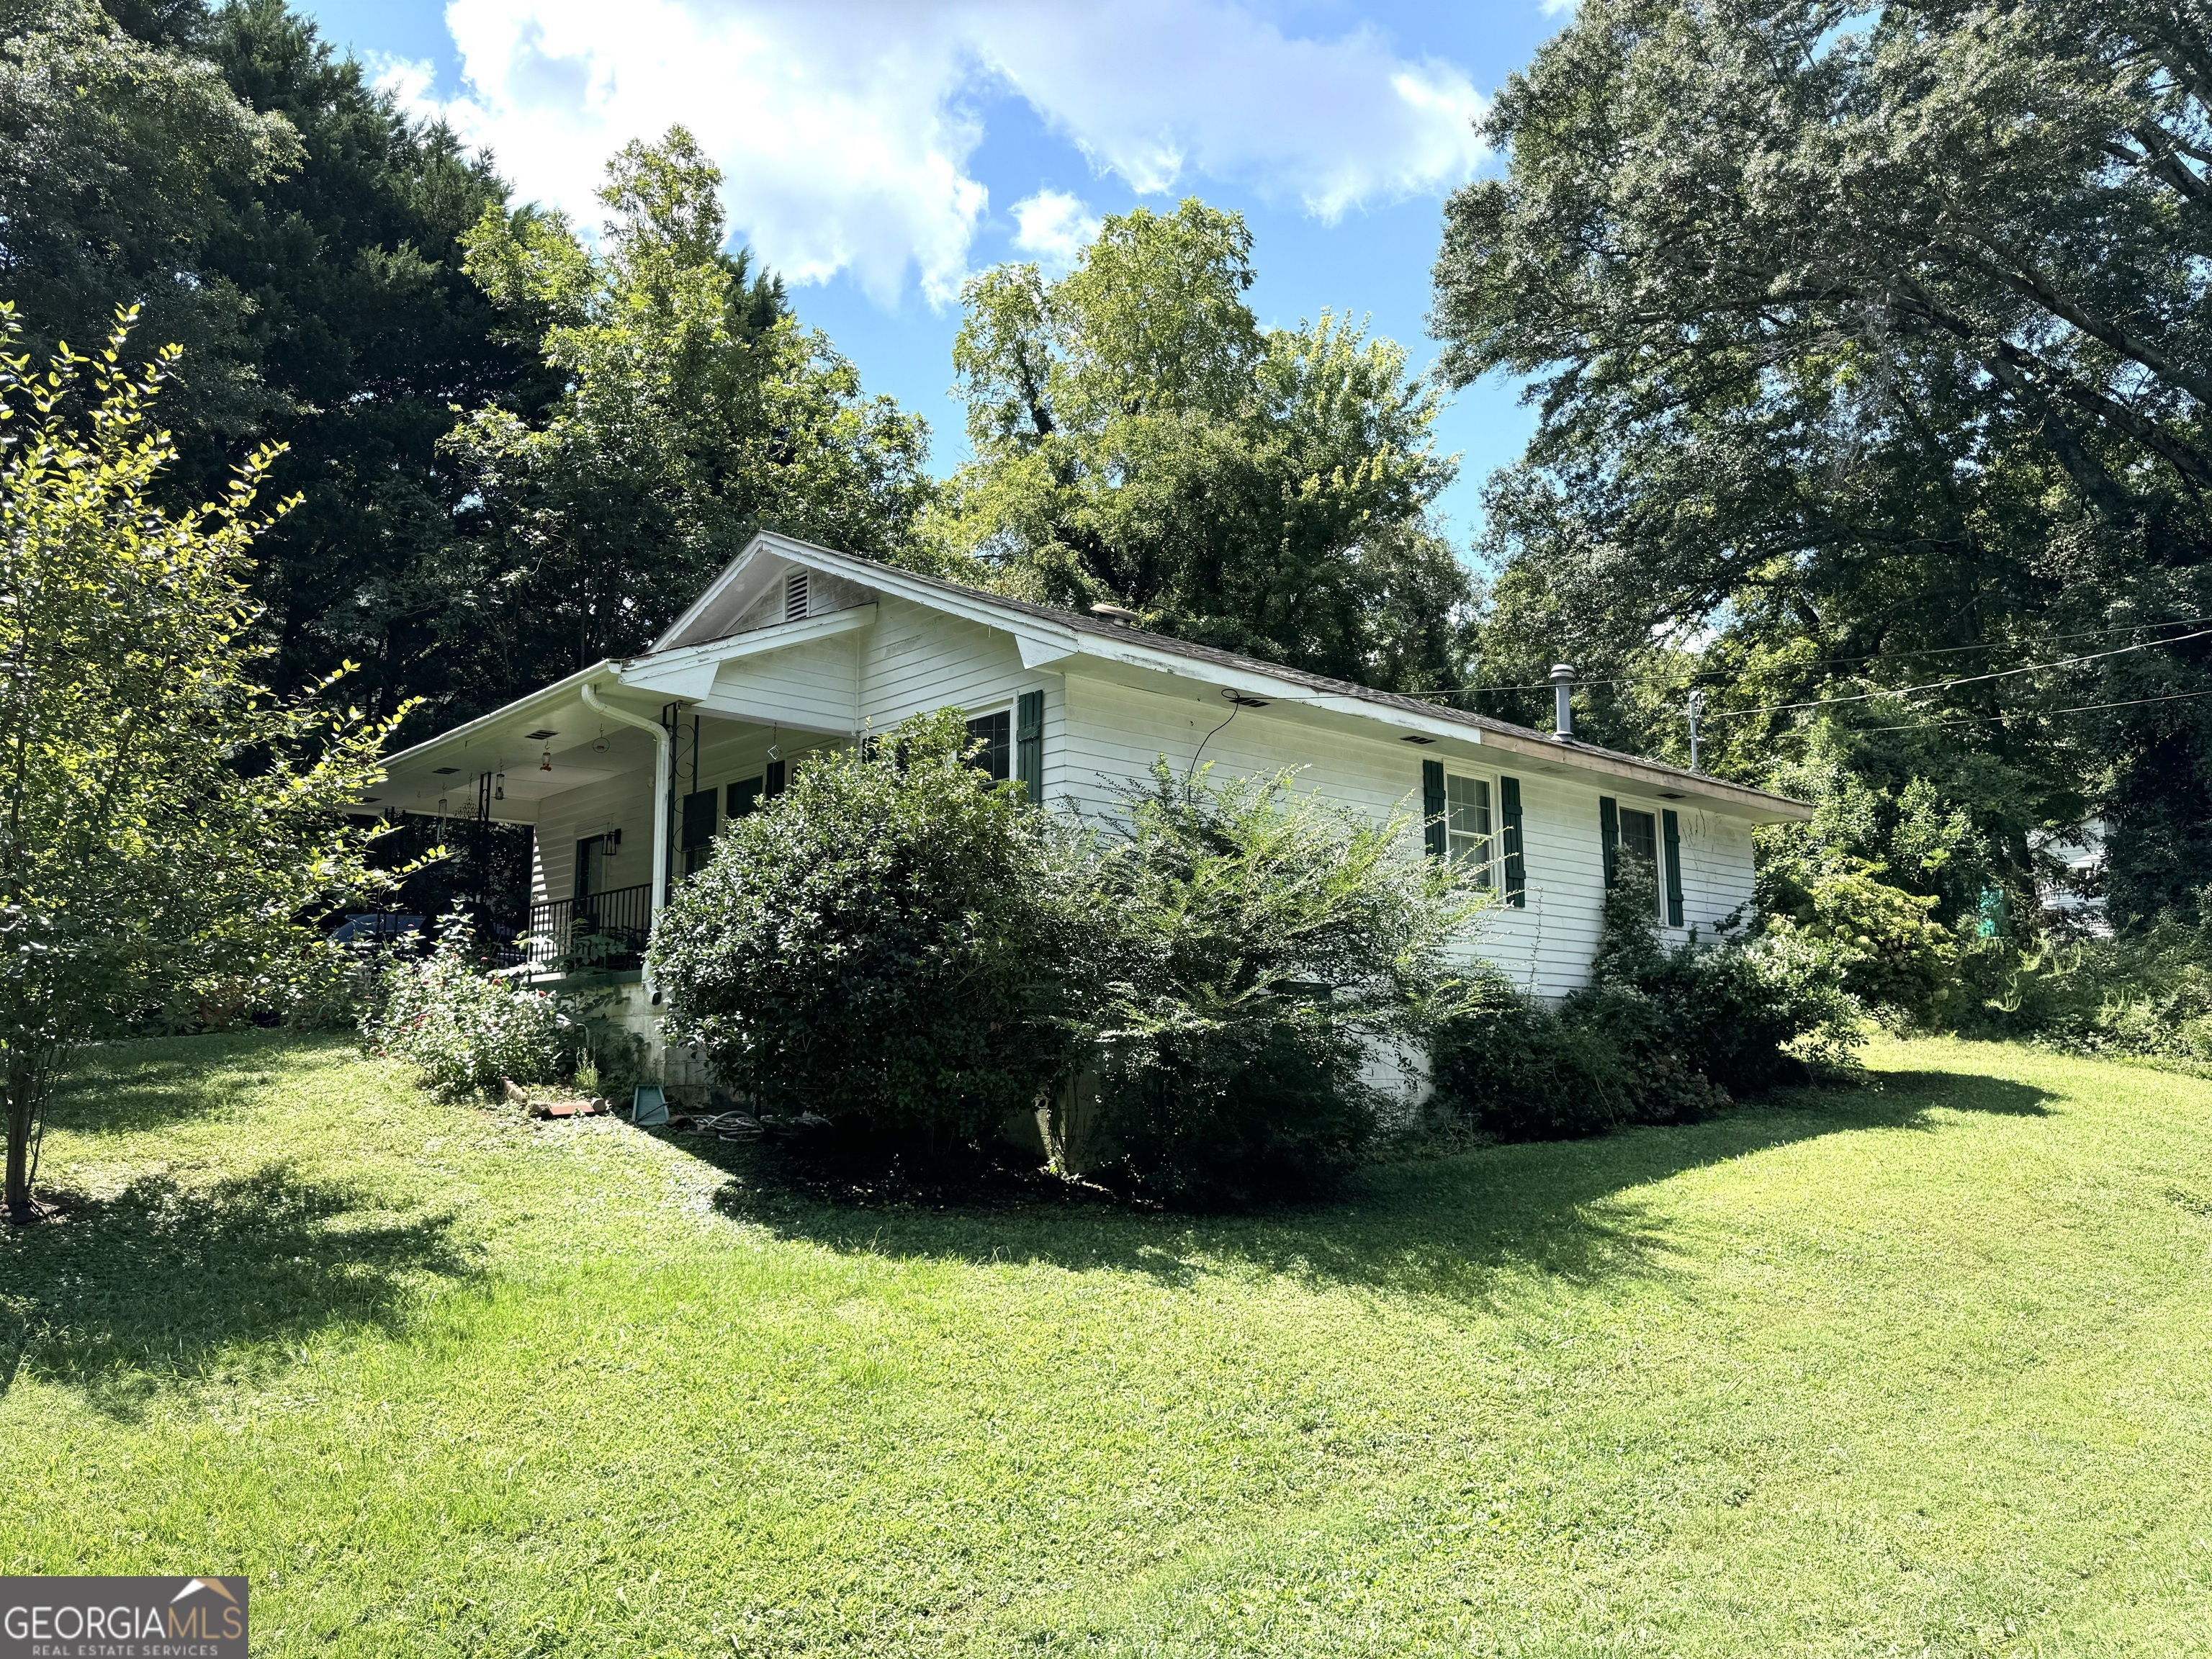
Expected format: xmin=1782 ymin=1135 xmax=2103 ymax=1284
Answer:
xmin=690 ymin=1070 xmax=2052 ymax=1312
xmin=0 ymin=1164 xmax=472 ymax=1421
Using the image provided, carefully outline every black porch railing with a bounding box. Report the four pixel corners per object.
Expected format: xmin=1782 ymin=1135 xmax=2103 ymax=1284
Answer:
xmin=521 ymin=881 xmax=655 ymax=976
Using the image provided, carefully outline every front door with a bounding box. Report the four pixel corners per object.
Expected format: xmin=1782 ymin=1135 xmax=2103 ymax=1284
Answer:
xmin=575 ymin=835 xmax=601 ymax=902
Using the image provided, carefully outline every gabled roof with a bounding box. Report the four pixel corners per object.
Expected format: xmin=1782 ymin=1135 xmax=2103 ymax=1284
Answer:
xmin=657 ymin=532 xmax=1812 ymax=823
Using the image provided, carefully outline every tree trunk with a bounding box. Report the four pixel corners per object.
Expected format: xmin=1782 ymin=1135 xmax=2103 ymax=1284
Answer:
xmin=4 ymin=1048 xmax=52 ymax=1226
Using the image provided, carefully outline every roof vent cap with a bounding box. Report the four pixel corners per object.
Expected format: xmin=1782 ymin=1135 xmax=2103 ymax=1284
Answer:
xmin=1548 ymin=663 xmax=1578 ymax=740
xmin=1090 ymin=602 xmax=1140 ymax=626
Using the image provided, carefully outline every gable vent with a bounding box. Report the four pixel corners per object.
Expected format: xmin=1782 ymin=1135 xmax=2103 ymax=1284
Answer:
xmin=785 ymin=570 xmax=809 ymax=621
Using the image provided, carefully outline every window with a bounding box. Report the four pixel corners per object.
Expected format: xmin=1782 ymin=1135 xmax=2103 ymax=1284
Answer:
xmin=1613 ymin=804 xmax=1675 ymax=921
xmin=784 ymin=570 xmax=809 ymax=621
xmin=1446 ymin=773 xmax=1493 ymax=885
xmin=1618 ymin=806 xmax=1658 ymax=876
xmin=965 ymin=710 xmax=1011 ymax=782
xmin=727 ymin=776 xmax=763 ymax=819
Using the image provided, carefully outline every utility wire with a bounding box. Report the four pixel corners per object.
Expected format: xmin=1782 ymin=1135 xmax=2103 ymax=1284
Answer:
xmin=1704 ymin=629 xmax=2212 ymax=721
xmin=1856 ymin=687 xmax=2212 ymax=733
xmin=1240 ymin=617 xmax=2212 ymax=717
xmin=1407 ymin=614 xmax=2212 ymax=701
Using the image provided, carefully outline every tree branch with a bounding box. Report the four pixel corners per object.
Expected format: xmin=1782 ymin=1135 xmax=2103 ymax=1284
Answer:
xmin=1946 ymin=230 xmax=2212 ymax=410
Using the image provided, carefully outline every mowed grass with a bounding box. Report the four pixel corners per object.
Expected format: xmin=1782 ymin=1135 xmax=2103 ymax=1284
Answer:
xmin=4 ymin=1035 xmax=2211 ymax=1657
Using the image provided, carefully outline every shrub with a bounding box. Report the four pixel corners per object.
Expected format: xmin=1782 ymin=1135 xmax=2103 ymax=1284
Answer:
xmin=364 ymin=916 xmax=572 ymax=1097
xmin=1761 ymin=855 xmax=1958 ymax=1025
xmin=649 ymin=710 xmax=1102 ymax=1151
xmin=1431 ymin=872 xmax=1858 ymax=1141
xmin=1429 ymin=976 xmax=1643 ymax=1140
xmin=1956 ymin=904 xmax=2212 ymax=1066
xmin=1088 ymin=762 xmax=1488 ymax=1205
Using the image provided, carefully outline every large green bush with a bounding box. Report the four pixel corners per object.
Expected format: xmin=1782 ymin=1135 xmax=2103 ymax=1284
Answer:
xmin=1433 ymin=873 xmax=1858 ymax=1141
xmin=1761 ymin=855 xmax=1959 ymax=1026
xmin=363 ymin=917 xmax=572 ymax=1097
xmin=1089 ymin=763 xmax=1486 ymax=1205
xmin=649 ymin=711 xmax=1100 ymax=1148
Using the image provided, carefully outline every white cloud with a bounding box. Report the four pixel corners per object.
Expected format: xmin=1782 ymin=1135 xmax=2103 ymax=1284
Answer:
xmin=1009 ymin=189 xmax=1100 ymax=271
xmin=403 ymin=0 xmax=1488 ymax=306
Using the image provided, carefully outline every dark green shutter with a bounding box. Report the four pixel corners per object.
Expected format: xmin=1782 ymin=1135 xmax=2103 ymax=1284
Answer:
xmin=1662 ymin=808 xmax=1685 ymax=926
xmin=1015 ymin=690 xmax=1045 ymax=804
xmin=1599 ymin=796 xmax=1620 ymax=888
xmin=764 ymin=758 xmax=786 ymax=799
xmin=680 ymin=788 xmax=716 ymax=877
xmin=1499 ymin=775 xmax=1526 ymax=907
xmin=1422 ymin=760 xmax=1447 ymax=859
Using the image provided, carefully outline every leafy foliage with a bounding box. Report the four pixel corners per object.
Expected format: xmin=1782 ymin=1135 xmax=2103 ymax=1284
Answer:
xmin=649 ymin=711 xmax=1099 ymax=1148
xmin=444 ymin=127 xmax=934 ymax=703
xmin=1434 ymin=872 xmax=1859 ymax=1141
xmin=361 ymin=915 xmax=570 ymax=1097
xmin=1 ymin=0 xmax=543 ymax=725
xmin=1954 ymin=907 xmax=2212 ymax=1066
xmin=1089 ymin=761 xmax=1488 ymax=1205
xmin=1760 ymin=855 xmax=1959 ymax=1026
xmin=0 ymin=306 xmax=401 ymax=1218
xmin=1433 ymin=0 xmax=2212 ymax=926
xmin=0 ymin=0 xmax=302 ymax=446
xmin=932 ymin=200 xmax=1474 ymax=693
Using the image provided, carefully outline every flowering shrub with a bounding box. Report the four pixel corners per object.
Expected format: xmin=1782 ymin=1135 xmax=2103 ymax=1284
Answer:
xmin=363 ymin=916 xmax=572 ymax=1097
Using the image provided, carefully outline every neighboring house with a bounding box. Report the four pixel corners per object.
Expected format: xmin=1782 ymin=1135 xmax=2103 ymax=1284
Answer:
xmin=2032 ymin=819 xmax=2111 ymax=936
xmin=361 ymin=531 xmax=1811 ymax=1093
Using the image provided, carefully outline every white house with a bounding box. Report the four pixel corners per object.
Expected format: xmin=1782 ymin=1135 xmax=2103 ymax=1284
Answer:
xmin=361 ymin=531 xmax=1810 ymax=1090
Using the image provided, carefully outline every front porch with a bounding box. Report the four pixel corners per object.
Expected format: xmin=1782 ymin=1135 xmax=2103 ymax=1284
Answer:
xmin=360 ymin=652 xmax=861 ymax=1084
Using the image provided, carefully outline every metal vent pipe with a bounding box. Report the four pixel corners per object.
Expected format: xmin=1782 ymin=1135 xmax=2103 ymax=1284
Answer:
xmin=1549 ymin=663 xmax=1577 ymax=739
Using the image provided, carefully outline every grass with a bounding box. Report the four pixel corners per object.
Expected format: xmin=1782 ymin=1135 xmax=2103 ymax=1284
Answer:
xmin=4 ymin=1035 xmax=2211 ymax=1657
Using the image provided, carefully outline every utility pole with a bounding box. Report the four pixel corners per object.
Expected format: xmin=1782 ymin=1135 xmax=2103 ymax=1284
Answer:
xmin=1688 ymin=688 xmax=1706 ymax=773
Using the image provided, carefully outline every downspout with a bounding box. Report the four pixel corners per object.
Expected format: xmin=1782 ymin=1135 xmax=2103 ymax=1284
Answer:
xmin=581 ymin=678 xmax=672 ymax=958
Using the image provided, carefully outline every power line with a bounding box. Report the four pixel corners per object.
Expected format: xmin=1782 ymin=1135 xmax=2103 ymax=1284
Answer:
xmin=1401 ymin=613 xmax=2212 ymax=703
xmin=1705 ymin=629 xmax=2212 ymax=721
xmin=1856 ymin=687 xmax=2212 ymax=733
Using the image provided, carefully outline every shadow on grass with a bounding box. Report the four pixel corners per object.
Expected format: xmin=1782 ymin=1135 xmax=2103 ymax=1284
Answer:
xmin=44 ymin=1030 xmax=350 ymax=1139
xmin=687 ymin=1070 xmax=2051 ymax=1310
xmin=0 ymin=1164 xmax=472 ymax=1420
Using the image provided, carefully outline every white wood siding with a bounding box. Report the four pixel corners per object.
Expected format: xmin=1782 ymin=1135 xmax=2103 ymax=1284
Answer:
xmin=528 ymin=602 xmax=1763 ymax=998
xmin=1052 ymin=673 xmax=1758 ymax=998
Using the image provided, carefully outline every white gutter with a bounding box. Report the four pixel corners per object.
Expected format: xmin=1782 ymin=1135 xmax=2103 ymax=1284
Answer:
xmin=582 ymin=680 xmax=672 ymax=938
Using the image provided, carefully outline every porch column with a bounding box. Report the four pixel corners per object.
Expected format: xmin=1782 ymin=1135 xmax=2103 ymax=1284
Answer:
xmin=581 ymin=678 xmax=673 ymax=945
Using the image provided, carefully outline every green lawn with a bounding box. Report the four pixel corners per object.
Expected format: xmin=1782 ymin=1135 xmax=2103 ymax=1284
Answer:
xmin=4 ymin=1035 xmax=2210 ymax=1656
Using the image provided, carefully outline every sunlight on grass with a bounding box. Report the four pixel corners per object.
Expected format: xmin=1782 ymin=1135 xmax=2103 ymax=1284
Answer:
xmin=6 ymin=1033 xmax=2211 ymax=1655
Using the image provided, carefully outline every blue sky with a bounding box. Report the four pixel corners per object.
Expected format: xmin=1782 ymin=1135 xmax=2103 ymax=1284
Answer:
xmin=297 ymin=0 xmax=1568 ymax=549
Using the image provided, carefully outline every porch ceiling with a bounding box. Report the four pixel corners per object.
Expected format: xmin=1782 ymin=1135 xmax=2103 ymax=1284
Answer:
xmin=356 ymin=668 xmax=665 ymax=825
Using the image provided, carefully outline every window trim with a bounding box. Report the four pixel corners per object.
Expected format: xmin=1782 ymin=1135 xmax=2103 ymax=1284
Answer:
xmin=1442 ymin=765 xmax=1501 ymax=889
xmin=1611 ymin=801 xmax=1676 ymax=924
xmin=962 ymin=703 xmax=1014 ymax=784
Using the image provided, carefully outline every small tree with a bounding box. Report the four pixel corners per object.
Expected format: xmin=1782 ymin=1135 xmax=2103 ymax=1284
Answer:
xmin=649 ymin=710 xmax=1100 ymax=1148
xmin=1091 ymin=762 xmax=1488 ymax=1205
xmin=1 ymin=306 xmax=404 ymax=1222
